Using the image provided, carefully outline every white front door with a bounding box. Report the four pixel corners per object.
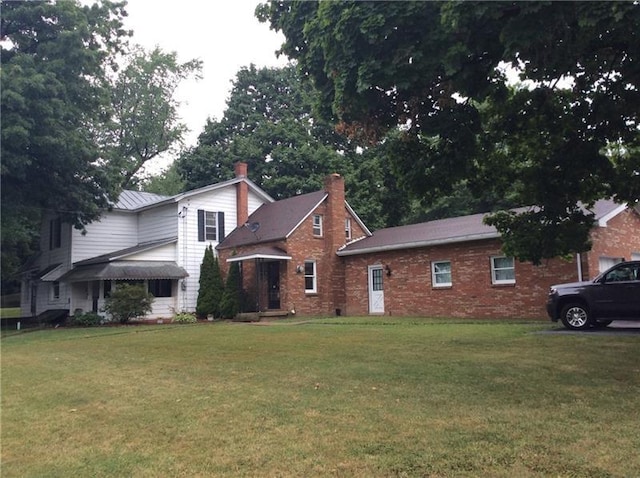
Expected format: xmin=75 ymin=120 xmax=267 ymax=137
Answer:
xmin=368 ymin=265 xmax=385 ymax=314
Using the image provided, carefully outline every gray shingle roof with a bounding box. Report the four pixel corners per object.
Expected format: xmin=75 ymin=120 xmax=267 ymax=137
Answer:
xmin=338 ymin=199 xmax=627 ymax=256
xmin=338 ymin=211 xmax=500 ymax=256
xmin=217 ymin=190 xmax=327 ymax=249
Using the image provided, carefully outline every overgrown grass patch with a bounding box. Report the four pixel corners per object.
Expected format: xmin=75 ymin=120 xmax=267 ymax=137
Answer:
xmin=0 ymin=307 xmax=21 ymax=319
xmin=2 ymin=318 xmax=639 ymax=477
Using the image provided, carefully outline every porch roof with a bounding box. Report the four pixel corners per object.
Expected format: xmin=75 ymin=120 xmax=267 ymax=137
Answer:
xmin=38 ymin=263 xmax=64 ymax=281
xmin=225 ymin=246 xmax=292 ymax=263
xmin=59 ymin=261 xmax=188 ymax=282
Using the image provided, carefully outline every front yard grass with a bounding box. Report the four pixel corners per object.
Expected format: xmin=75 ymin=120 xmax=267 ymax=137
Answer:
xmin=2 ymin=318 xmax=639 ymax=477
xmin=0 ymin=307 xmax=21 ymax=319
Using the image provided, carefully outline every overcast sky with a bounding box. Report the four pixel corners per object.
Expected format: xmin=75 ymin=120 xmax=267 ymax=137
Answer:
xmin=122 ymin=0 xmax=289 ymax=171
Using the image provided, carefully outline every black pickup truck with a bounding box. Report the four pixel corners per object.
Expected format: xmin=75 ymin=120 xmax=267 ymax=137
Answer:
xmin=547 ymin=261 xmax=640 ymax=330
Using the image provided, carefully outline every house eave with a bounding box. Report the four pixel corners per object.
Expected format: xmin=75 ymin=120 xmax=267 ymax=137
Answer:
xmin=597 ymin=203 xmax=627 ymax=227
xmin=336 ymin=232 xmax=502 ymax=256
xmin=285 ymin=193 xmax=328 ymax=239
xmin=227 ymin=253 xmax=292 ymax=263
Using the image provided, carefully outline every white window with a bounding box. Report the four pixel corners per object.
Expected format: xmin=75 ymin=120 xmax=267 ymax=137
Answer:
xmin=204 ymin=211 xmax=218 ymax=241
xmin=345 ymin=218 xmax=352 ymax=240
xmin=304 ymin=260 xmax=317 ymax=293
xmin=431 ymin=261 xmax=452 ymax=287
xmin=599 ymin=256 xmax=624 ymax=273
xmin=197 ymin=210 xmax=225 ymax=242
xmin=312 ymin=215 xmax=323 ymax=237
xmin=491 ymin=256 xmax=515 ymax=284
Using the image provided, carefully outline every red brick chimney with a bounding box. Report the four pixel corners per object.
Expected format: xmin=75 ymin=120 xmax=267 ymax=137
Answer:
xmin=324 ymin=173 xmax=346 ymax=251
xmin=324 ymin=173 xmax=347 ymax=315
xmin=235 ymin=162 xmax=248 ymax=226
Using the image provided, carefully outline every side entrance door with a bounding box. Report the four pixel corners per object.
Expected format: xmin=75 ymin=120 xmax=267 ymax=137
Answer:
xmin=368 ymin=265 xmax=385 ymax=314
xmin=267 ymin=262 xmax=281 ymax=310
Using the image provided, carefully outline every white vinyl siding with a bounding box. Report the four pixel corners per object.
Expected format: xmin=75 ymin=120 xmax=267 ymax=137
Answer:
xmin=138 ymin=204 xmax=178 ymax=243
xmin=71 ymin=212 xmax=138 ymax=263
xmin=177 ymin=187 xmax=268 ymax=313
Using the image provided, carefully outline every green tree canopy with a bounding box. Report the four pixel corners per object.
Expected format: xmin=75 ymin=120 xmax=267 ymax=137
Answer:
xmin=177 ymin=64 xmax=350 ymax=200
xmin=105 ymin=46 xmax=201 ymax=189
xmin=176 ymin=63 xmax=421 ymax=230
xmin=1 ymin=0 xmax=128 ymax=231
xmin=1 ymin=0 xmax=199 ymax=283
xmin=258 ymin=1 xmax=640 ymax=263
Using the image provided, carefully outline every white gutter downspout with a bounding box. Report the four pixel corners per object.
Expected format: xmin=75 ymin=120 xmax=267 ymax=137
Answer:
xmin=576 ymin=253 xmax=583 ymax=281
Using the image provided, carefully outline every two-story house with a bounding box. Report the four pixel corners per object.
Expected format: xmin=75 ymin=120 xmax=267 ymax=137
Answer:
xmin=21 ymin=163 xmax=272 ymax=320
xmin=21 ymin=161 xmax=640 ymax=323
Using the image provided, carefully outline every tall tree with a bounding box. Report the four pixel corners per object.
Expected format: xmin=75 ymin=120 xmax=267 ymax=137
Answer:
xmin=139 ymin=162 xmax=186 ymax=196
xmin=177 ymin=64 xmax=350 ymax=200
xmin=177 ymin=63 xmax=421 ymax=230
xmin=1 ymin=0 xmax=129 ymax=282
xmin=220 ymin=259 xmax=241 ymax=319
xmin=196 ymin=245 xmax=215 ymax=318
xmin=258 ymin=1 xmax=640 ymax=264
xmin=105 ymin=46 xmax=201 ymax=189
xmin=1 ymin=0 xmax=199 ymax=284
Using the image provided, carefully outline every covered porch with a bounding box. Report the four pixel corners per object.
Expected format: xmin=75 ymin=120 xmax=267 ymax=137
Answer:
xmin=225 ymin=246 xmax=293 ymax=317
xmin=59 ymin=260 xmax=188 ymax=320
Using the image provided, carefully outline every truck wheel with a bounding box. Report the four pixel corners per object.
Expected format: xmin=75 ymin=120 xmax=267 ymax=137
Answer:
xmin=560 ymin=303 xmax=591 ymax=330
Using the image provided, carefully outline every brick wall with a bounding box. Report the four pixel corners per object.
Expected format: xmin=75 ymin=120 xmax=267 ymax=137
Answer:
xmin=583 ymin=208 xmax=640 ymax=279
xmin=217 ymin=174 xmax=367 ymax=316
xmin=343 ymin=239 xmax=580 ymax=319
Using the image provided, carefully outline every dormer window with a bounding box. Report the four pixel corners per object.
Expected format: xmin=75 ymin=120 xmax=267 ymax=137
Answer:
xmin=312 ymin=214 xmax=323 ymax=237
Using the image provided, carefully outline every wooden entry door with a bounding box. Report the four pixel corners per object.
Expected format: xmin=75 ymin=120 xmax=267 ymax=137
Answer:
xmin=267 ymin=262 xmax=280 ymax=309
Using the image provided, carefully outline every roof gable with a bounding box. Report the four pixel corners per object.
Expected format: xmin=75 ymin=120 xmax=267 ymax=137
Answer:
xmin=112 ymin=177 xmax=274 ymax=212
xmin=218 ymin=190 xmax=327 ymax=249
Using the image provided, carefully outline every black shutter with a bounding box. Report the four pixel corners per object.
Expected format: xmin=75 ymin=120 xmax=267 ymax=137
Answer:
xmin=218 ymin=212 xmax=225 ymax=241
xmin=197 ymin=209 xmax=204 ymax=242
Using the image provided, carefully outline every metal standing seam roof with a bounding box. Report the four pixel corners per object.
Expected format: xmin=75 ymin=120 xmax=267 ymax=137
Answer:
xmin=112 ymin=190 xmax=170 ymax=210
xmin=337 ymin=199 xmax=627 ymax=256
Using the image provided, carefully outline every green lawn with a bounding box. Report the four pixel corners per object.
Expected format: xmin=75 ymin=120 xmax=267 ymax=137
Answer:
xmin=0 ymin=307 xmax=21 ymax=319
xmin=2 ymin=318 xmax=639 ymax=477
